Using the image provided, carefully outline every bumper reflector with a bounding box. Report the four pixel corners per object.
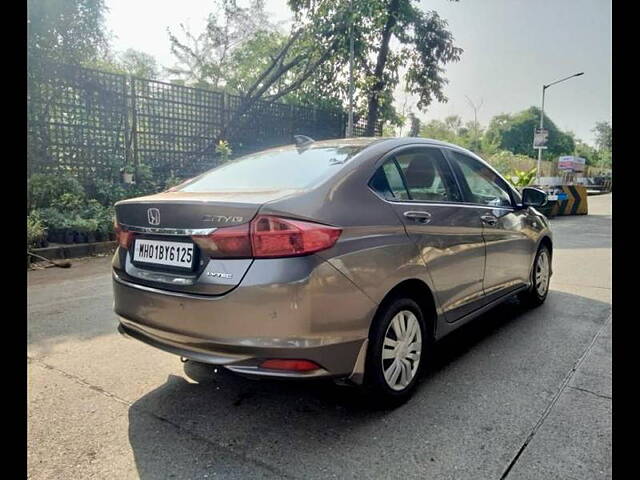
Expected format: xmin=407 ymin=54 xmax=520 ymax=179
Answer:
xmin=260 ymin=359 xmax=321 ymax=372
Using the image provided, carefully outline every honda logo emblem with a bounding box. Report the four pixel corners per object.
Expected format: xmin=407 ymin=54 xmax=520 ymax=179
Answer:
xmin=147 ymin=208 xmax=160 ymax=225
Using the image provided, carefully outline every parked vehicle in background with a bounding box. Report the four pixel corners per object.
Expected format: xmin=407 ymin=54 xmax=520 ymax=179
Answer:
xmin=112 ymin=137 xmax=552 ymax=405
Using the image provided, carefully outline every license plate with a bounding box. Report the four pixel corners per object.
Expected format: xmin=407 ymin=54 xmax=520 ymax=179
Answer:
xmin=133 ymin=238 xmax=195 ymax=270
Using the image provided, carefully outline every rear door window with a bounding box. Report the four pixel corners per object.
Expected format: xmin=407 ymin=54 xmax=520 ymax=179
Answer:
xmin=369 ymin=160 xmax=410 ymax=200
xmin=394 ymin=147 xmax=462 ymax=203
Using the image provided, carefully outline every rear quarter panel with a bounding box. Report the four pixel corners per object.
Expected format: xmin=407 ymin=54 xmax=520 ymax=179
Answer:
xmin=258 ymin=141 xmax=441 ymax=319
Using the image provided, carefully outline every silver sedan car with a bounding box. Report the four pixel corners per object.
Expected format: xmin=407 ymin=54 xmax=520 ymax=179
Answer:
xmin=112 ymin=137 xmax=552 ymax=404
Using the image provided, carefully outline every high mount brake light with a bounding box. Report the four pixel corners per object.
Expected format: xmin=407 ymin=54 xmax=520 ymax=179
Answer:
xmin=191 ymin=216 xmax=341 ymax=259
xmin=114 ymin=219 xmax=134 ymax=249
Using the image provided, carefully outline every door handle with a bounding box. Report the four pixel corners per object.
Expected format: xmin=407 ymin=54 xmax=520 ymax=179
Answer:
xmin=480 ymin=214 xmax=498 ymax=226
xmin=404 ymin=211 xmax=432 ymax=223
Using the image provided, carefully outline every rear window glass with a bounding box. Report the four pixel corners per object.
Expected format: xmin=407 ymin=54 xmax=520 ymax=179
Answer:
xmin=177 ymin=146 xmax=365 ymax=192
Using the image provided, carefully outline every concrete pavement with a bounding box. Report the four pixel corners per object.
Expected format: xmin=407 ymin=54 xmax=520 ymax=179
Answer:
xmin=27 ymin=194 xmax=612 ymax=479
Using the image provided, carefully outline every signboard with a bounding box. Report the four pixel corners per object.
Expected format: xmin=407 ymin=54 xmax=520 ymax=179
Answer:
xmin=533 ymin=128 xmax=549 ymax=149
xmin=558 ymin=156 xmax=586 ymax=172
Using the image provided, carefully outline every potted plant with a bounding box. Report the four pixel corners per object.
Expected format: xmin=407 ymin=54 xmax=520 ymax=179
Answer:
xmin=38 ymin=229 xmax=49 ymax=248
xmin=63 ymin=228 xmax=75 ymax=244
xmin=215 ymin=140 xmax=233 ymax=163
xmin=85 ymin=218 xmax=99 ymax=243
xmin=27 ymin=212 xmax=45 ymax=249
xmin=37 ymin=207 xmax=66 ymax=244
xmin=121 ymin=165 xmax=135 ymax=184
xmin=68 ymin=217 xmax=86 ymax=243
xmin=56 ymin=213 xmax=75 ymax=244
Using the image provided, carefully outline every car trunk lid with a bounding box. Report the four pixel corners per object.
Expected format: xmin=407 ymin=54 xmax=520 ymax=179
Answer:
xmin=113 ymin=189 xmax=299 ymax=295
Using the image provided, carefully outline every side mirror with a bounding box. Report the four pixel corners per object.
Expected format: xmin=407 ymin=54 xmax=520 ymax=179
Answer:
xmin=522 ymin=187 xmax=548 ymax=208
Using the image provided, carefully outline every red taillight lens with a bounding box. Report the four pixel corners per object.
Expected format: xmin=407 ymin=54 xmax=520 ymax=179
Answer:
xmin=191 ymin=216 xmax=341 ymax=259
xmin=192 ymin=223 xmax=252 ymax=258
xmin=114 ymin=219 xmax=134 ymax=249
xmin=260 ymin=359 xmax=321 ymax=372
xmin=250 ymin=215 xmax=341 ymax=258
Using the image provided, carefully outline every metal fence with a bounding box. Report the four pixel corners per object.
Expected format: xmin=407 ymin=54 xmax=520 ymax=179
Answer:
xmin=27 ymin=61 xmax=381 ymax=185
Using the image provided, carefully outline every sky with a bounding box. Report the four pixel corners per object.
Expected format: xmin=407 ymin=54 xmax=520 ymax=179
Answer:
xmin=105 ymin=0 xmax=611 ymax=146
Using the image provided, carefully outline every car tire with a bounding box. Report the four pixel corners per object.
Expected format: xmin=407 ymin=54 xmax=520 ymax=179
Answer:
xmin=519 ymin=245 xmax=551 ymax=308
xmin=363 ymin=297 xmax=431 ymax=407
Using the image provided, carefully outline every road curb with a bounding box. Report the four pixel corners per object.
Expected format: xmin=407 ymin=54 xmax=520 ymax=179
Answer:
xmin=30 ymin=241 xmax=117 ymax=261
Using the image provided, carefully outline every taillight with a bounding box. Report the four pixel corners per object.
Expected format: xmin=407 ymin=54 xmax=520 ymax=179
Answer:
xmin=113 ymin=219 xmax=134 ymax=249
xmin=192 ymin=223 xmax=252 ymax=258
xmin=191 ymin=216 xmax=341 ymax=259
xmin=250 ymin=215 xmax=341 ymax=258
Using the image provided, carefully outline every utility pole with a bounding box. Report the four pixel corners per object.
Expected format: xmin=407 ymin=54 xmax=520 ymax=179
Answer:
xmin=535 ymin=72 xmax=584 ymax=183
xmin=346 ymin=0 xmax=355 ymax=137
xmin=464 ymin=95 xmax=483 ymax=150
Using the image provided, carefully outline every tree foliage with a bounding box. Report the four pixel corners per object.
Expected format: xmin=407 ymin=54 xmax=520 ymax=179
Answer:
xmin=419 ymin=115 xmax=484 ymax=152
xmin=118 ymin=49 xmax=160 ymax=79
xmin=167 ymin=0 xmax=275 ymax=89
xmin=288 ymin=0 xmax=462 ymax=134
xmin=483 ymin=107 xmax=575 ymax=160
xmin=167 ymin=0 xmax=351 ymax=141
xmin=593 ymin=121 xmax=612 ymax=152
xmin=90 ymin=48 xmax=161 ymax=79
xmin=27 ymin=0 xmax=109 ymax=66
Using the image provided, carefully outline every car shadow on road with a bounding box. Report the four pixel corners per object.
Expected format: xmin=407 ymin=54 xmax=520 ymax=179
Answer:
xmin=126 ymin=291 xmax=611 ymax=478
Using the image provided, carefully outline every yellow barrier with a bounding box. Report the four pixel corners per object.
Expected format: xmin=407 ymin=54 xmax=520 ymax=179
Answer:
xmin=549 ymin=185 xmax=588 ymax=216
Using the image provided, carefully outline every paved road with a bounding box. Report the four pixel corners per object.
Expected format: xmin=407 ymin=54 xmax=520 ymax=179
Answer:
xmin=27 ymin=194 xmax=612 ymax=479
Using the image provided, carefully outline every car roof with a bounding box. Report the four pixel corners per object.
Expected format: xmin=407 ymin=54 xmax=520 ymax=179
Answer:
xmin=300 ymin=136 xmax=465 ymax=149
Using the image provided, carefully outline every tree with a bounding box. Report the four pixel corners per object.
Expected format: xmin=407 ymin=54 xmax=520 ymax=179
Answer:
xmin=167 ymin=0 xmax=275 ymax=89
xmin=118 ymin=49 xmax=160 ymax=79
xmin=418 ymin=114 xmax=483 ymax=152
xmin=407 ymin=113 xmax=421 ymax=136
xmin=167 ymin=0 xmax=351 ymax=142
xmin=288 ymin=0 xmax=462 ymax=134
xmin=593 ymin=121 xmax=612 ymax=152
xmin=573 ymin=138 xmax=600 ymax=166
xmin=90 ymin=48 xmax=161 ymax=79
xmin=420 ymin=118 xmax=458 ymax=143
xmin=27 ymin=0 xmax=109 ymax=66
xmin=483 ymin=107 xmax=575 ymax=160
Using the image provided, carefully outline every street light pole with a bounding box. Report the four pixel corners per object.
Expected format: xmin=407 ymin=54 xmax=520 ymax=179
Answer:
xmin=534 ymin=71 xmax=584 ymax=183
xmin=535 ymin=85 xmax=546 ymax=183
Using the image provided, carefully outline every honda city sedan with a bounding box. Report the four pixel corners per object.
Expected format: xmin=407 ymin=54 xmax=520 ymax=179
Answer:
xmin=112 ymin=137 xmax=552 ymax=404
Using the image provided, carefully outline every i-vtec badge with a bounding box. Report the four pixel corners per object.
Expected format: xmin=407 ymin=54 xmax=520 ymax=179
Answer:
xmin=207 ymin=272 xmax=233 ymax=279
xmin=201 ymin=215 xmax=244 ymax=224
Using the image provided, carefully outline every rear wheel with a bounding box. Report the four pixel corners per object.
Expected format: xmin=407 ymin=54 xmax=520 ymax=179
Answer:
xmin=519 ymin=245 xmax=551 ymax=307
xmin=363 ymin=297 xmax=431 ymax=407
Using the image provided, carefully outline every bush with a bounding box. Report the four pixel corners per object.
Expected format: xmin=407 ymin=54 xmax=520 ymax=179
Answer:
xmin=90 ymin=179 xmax=130 ymax=206
xmin=37 ymin=207 xmax=68 ymax=231
xmin=28 ymin=173 xmax=85 ymax=210
xmin=27 ymin=211 xmax=45 ymax=247
xmin=51 ymin=192 xmax=85 ymax=211
xmin=80 ymin=200 xmax=114 ymax=237
xmin=70 ymin=217 xmax=98 ymax=234
xmin=510 ymin=168 xmax=537 ymax=188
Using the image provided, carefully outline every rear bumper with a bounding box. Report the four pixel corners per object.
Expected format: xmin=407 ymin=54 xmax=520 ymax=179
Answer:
xmin=112 ymin=257 xmax=376 ymax=379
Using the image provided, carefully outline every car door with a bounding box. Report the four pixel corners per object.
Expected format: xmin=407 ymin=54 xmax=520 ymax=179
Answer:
xmin=444 ymin=148 xmax=534 ymax=301
xmin=369 ymin=145 xmax=488 ymax=323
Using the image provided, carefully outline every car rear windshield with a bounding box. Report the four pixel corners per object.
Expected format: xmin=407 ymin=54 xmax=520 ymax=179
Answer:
xmin=177 ymin=145 xmax=366 ymax=192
